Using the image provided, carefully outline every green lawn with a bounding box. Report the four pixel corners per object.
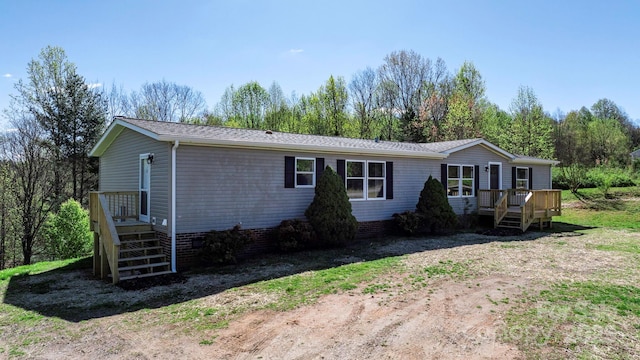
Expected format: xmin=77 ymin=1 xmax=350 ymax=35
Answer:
xmin=557 ymin=186 xmax=640 ymax=230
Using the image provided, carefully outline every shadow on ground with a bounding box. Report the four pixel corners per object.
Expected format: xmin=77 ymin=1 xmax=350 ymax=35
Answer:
xmin=3 ymin=222 xmax=596 ymax=323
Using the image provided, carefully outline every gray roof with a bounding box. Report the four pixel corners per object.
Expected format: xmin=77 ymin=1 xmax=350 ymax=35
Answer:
xmin=631 ymin=149 xmax=640 ymax=158
xmin=90 ymin=117 xmax=558 ymax=165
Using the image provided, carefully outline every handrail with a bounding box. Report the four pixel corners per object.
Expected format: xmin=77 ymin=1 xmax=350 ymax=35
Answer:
xmin=520 ymin=192 xmax=535 ymax=232
xmin=494 ymin=192 xmax=509 ymax=228
xmin=90 ymin=192 xmax=121 ymax=284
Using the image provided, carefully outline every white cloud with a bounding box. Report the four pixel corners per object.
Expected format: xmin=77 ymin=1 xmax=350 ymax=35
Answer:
xmin=2 ymin=73 xmax=12 ymax=78
xmin=288 ymin=49 xmax=304 ymax=54
xmin=87 ymin=82 xmax=102 ymax=89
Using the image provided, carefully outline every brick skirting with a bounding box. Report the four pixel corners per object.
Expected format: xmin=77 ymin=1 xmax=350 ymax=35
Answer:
xmin=158 ymin=219 xmax=395 ymax=270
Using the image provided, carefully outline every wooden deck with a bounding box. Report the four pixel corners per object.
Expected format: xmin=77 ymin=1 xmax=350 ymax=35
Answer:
xmin=477 ymin=189 xmax=562 ymax=232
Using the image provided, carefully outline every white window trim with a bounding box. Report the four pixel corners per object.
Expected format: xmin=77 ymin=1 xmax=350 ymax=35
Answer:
xmin=345 ymin=159 xmax=387 ymax=201
xmin=447 ymin=164 xmax=475 ymax=198
xmin=367 ymin=160 xmax=386 ymax=201
xmin=515 ymin=166 xmax=529 ymax=190
xmin=487 ymin=161 xmax=502 ymax=190
xmin=295 ymin=157 xmax=316 ymax=188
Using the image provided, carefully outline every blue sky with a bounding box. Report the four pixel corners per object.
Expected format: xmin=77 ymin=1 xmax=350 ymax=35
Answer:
xmin=1 ymin=0 xmax=639 ymax=130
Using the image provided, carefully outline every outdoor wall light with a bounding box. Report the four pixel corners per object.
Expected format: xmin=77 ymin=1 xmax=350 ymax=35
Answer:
xmin=146 ymin=153 xmax=154 ymax=164
xmin=484 ymin=165 xmax=489 ymax=172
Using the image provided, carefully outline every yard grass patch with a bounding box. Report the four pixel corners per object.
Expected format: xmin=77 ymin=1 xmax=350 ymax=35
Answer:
xmin=253 ymin=256 xmax=403 ymax=310
xmin=504 ymin=281 xmax=640 ymax=358
xmin=0 ymin=257 xmax=90 ymax=282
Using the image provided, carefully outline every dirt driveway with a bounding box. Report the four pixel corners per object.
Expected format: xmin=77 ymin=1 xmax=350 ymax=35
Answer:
xmin=2 ymin=227 xmax=637 ymax=359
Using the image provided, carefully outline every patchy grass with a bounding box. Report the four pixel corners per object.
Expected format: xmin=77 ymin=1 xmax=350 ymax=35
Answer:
xmin=423 ymin=260 xmax=470 ymax=279
xmin=0 ymin=257 xmax=90 ymax=282
xmin=503 ymin=282 xmax=640 ymax=358
xmin=558 ymin=186 xmax=640 ymax=230
xmin=252 ymin=256 xmax=403 ymax=310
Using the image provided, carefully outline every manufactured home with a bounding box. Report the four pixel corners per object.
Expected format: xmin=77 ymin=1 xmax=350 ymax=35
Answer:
xmin=89 ymin=117 xmax=560 ymax=282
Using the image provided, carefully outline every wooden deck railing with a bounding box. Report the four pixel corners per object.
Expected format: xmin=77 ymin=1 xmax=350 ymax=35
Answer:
xmin=494 ymin=192 xmax=509 ymax=228
xmin=90 ymin=191 xmax=138 ymax=284
xmin=100 ymin=191 xmax=139 ymax=221
xmin=521 ymin=192 xmax=536 ymax=231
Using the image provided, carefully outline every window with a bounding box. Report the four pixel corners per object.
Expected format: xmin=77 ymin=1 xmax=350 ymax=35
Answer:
xmin=447 ymin=164 xmax=474 ymax=197
xmin=295 ymin=158 xmax=315 ymax=187
xmin=346 ymin=160 xmax=386 ymax=200
xmin=515 ymin=167 xmax=529 ymax=189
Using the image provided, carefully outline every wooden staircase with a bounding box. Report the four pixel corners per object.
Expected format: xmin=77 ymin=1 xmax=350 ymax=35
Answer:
xmin=496 ymin=211 xmax=522 ymax=230
xmin=115 ymin=223 xmax=172 ymax=281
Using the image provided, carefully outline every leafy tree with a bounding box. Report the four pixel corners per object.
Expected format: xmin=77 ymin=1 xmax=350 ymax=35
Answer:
xmin=416 ymin=176 xmax=458 ymax=233
xmin=506 ymin=86 xmax=554 ymax=159
xmin=480 ymin=103 xmax=512 ymax=148
xmin=265 ymin=82 xmax=289 ymax=131
xmin=319 ymin=75 xmax=349 ymax=136
xmin=232 ymin=81 xmax=269 ymax=129
xmin=586 ymin=117 xmax=630 ymax=166
xmin=11 ymin=46 xmax=106 ymax=206
xmin=305 ymin=166 xmax=358 ymax=247
xmin=43 ymin=199 xmax=92 ymax=260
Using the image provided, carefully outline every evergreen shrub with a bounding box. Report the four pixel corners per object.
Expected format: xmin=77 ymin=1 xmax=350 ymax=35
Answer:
xmin=305 ymin=166 xmax=358 ymax=247
xmin=43 ymin=198 xmax=92 ymax=260
xmin=416 ymin=175 xmax=458 ymax=233
xmin=200 ymin=225 xmax=253 ymax=265
xmin=274 ymin=219 xmax=316 ymax=252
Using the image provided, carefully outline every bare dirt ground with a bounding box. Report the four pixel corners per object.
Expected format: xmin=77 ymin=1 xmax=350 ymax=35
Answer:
xmin=2 ymin=227 xmax=638 ymax=359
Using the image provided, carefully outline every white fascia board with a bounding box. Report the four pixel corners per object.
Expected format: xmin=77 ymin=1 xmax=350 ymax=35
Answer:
xmin=159 ymin=135 xmax=448 ymax=159
xmin=510 ymin=158 xmax=560 ymax=166
xmin=443 ymin=139 xmax=514 ymax=159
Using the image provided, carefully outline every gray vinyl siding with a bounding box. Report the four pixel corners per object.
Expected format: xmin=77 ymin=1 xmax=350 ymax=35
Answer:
xmin=443 ymin=145 xmax=511 ymax=213
xmin=98 ymin=128 xmax=170 ymax=232
xmin=175 ymin=145 xmax=446 ymax=233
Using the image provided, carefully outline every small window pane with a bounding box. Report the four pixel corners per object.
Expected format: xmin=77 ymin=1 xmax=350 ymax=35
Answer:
xmin=368 ymin=162 xmax=384 ymax=177
xmin=516 ymin=179 xmax=528 ymax=189
xmin=296 ymin=159 xmax=314 ymax=172
xmin=368 ymin=179 xmax=384 ymax=198
xmin=448 ymin=180 xmax=460 ymax=196
xmin=462 ymin=179 xmax=473 ymax=196
xmin=297 ymin=174 xmax=313 ymax=186
xmin=347 ymin=162 xmax=363 ymax=177
xmin=448 ymin=166 xmax=459 ymax=178
xmin=462 ymin=166 xmax=473 ymax=179
xmin=517 ymin=168 xmax=528 ymax=180
xmin=347 ymin=179 xmax=364 ymax=199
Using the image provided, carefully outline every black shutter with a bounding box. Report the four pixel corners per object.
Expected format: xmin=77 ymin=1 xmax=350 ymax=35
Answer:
xmin=386 ymin=161 xmax=393 ymax=199
xmin=316 ymin=158 xmax=325 ymax=183
xmin=337 ymin=159 xmax=346 ymax=183
xmin=284 ymin=156 xmax=295 ymax=188
xmin=441 ymin=164 xmax=448 ymax=192
xmin=474 ymin=165 xmax=480 ymax=196
xmin=529 ymin=167 xmax=533 ymax=190
xmin=511 ymin=167 xmax=517 ymax=189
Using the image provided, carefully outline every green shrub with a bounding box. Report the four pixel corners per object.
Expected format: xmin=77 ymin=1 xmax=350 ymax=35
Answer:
xmin=43 ymin=199 xmax=92 ymax=260
xmin=553 ymin=166 xmax=635 ymax=190
xmin=274 ymin=219 xmax=316 ymax=252
xmin=305 ymin=166 xmax=358 ymax=247
xmin=200 ymin=225 xmax=254 ymax=265
xmin=416 ymin=176 xmax=458 ymax=233
xmin=392 ymin=211 xmax=422 ymax=235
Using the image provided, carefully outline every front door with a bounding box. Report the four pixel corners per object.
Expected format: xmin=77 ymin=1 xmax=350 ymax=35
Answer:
xmin=139 ymin=155 xmax=151 ymax=223
xmin=489 ymin=162 xmax=502 ymax=190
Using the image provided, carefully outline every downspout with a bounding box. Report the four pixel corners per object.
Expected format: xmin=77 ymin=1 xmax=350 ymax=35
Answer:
xmin=171 ymin=140 xmax=179 ymax=272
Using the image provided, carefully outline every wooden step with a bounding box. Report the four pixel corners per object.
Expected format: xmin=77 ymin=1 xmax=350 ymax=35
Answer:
xmin=119 ymin=246 xmax=163 ymax=254
xmin=119 ymin=254 xmax=166 ymax=262
xmin=119 ymin=238 xmax=160 ymax=246
xmin=119 ymin=261 xmax=170 ymax=272
xmin=119 ymin=270 xmax=174 ymax=282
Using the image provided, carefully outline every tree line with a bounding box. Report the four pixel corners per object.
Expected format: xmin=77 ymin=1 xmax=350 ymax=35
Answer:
xmin=1 ymin=46 xmax=639 ymax=269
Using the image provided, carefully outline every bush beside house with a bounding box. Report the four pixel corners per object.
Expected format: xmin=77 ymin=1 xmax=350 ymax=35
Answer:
xmin=305 ymin=166 xmax=358 ymax=247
